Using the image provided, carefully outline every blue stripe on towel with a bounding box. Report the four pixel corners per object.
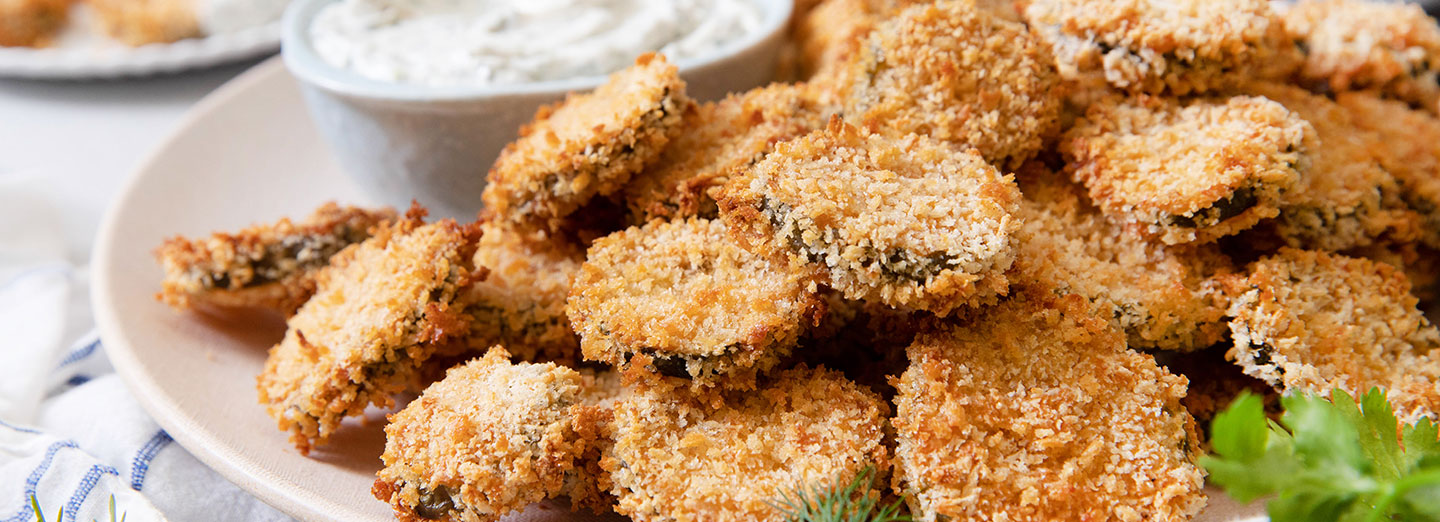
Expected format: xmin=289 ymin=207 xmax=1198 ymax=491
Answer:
xmin=4 ymin=440 xmax=79 ymax=522
xmin=129 ymin=431 xmax=172 ymax=490
xmin=63 ymin=465 xmax=120 ymax=522
xmin=0 ymin=418 xmax=41 ymax=435
xmin=58 ymin=339 xmax=102 ymax=368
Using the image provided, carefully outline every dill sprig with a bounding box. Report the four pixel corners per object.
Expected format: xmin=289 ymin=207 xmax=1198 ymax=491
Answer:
xmin=775 ymin=465 xmax=910 ymax=522
xmin=29 ymin=494 xmax=125 ymax=522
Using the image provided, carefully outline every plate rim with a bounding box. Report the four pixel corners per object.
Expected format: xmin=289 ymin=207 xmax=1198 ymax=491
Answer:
xmin=0 ymin=23 xmax=279 ymax=80
xmin=90 ymin=57 xmax=346 ymax=522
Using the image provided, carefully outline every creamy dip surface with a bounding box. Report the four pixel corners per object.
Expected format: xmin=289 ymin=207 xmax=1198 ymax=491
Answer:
xmin=310 ymin=0 xmax=765 ymax=87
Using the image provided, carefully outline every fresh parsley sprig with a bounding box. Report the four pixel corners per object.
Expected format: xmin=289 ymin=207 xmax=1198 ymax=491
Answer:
xmin=1201 ymin=388 xmax=1440 ymax=522
xmin=775 ymin=465 xmax=911 ymax=522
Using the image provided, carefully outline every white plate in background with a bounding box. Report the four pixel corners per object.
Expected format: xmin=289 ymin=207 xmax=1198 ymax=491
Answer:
xmin=0 ymin=8 xmax=278 ymax=80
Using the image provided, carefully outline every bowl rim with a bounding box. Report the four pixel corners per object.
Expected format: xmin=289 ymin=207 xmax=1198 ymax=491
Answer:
xmin=281 ymin=0 xmax=794 ymax=102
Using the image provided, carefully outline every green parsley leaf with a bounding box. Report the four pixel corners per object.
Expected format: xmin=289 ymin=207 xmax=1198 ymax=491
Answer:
xmin=1203 ymin=387 xmax=1440 ymax=522
xmin=775 ymin=465 xmax=909 ymax=522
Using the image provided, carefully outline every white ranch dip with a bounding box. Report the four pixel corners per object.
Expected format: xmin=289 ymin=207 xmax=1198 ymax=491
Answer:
xmin=310 ymin=0 xmax=765 ymax=87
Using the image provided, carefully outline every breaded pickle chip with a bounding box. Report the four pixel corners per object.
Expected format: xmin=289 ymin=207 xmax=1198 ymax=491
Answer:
xmin=842 ymin=1 xmax=1061 ymax=170
xmin=720 ymin=119 xmax=1022 ymax=316
xmin=604 ymin=365 xmax=890 ymax=522
xmin=793 ymin=0 xmax=887 ymax=87
xmin=1012 ymin=164 xmax=1232 ymax=351
xmin=621 ymin=83 xmax=824 ymax=223
xmin=1244 ymin=82 xmax=1421 ymax=250
xmin=1062 ymin=95 xmax=1314 ymax=244
xmin=1336 ymin=92 xmax=1440 ymax=250
xmin=373 ymin=348 xmax=611 ymax=522
xmin=1222 ymin=248 xmax=1440 ymax=424
xmin=566 ymin=218 xmax=817 ymax=389
xmin=1025 ymin=0 xmax=1296 ymax=94
xmin=89 ymin=0 xmax=199 ymax=46
xmin=463 ymin=223 xmax=583 ymax=364
xmin=482 ymin=54 xmax=689 ymax=227
xmin=155 ymin=202 xmax=396 ymax=315
xmin=256 ymin=216 xmax=482 ymax=453
xmin=1284 ymin=0 xmax=1440 ymax=112
xmin=893 ymin=292 xmax=1206 ymax=522
xmin=0 ymin=0 xmax=68 ymax=47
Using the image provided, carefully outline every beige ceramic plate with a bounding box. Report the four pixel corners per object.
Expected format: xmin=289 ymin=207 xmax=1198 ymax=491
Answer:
xmin=91 ymin=58 xmax=1265 ymax=522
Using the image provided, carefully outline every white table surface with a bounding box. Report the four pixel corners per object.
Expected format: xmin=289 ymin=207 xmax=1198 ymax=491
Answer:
xmin=0 ymin=58 xmax=267 ymax=264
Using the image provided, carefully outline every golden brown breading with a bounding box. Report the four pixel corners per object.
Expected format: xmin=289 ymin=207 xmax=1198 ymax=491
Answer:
xmin=462 ymin=222 xmax=583 ymax=364
xmin=373 ymin=348 xmax=612 ymax=522
xmin=620 ymin=83 xmax=824 ymax=223
xmin=1024 ymin=0 xmax=1297 ymax=95
xmin=566 ymin=218 xmax=818 ymax=390
xmin=155 ymin=203 xmax=397 ymax=315
xmin=1243 ymin=81 xmax=1421 ymax=250
xmin=1222 ymin=247 xmax=1440 ymax=424
xmin=720 ymin=119 xmax=1022 ymax=316
xmin=482 ymin=54 xmax=690 ymax=228
xmin=893 ymin=292 xmax=1206 ymax=522
xmin=841 ymin=1 xmax=1061 ymax=170
xmin=603 ymin=365 xmax=890 ymax=522
xmin=1347 ymin=242 xmax=1440 ymax=305
xmin=0 ymin=0 xmax=68 ymax=47
xmin=1335 ymin=91 xmax=1440 ymax=249
xmin=1284 ymin=0 xmax=1440 ymax=112
xmin=1061 ymin=94 xmax=1315 ymax=244
xmin=1012 ymin=164 xmax=1233 ymax=351
xmin=88 ymin=0 xmax=199 ymax=46
xmin=256 ymin=216 xmax=482 ymax=453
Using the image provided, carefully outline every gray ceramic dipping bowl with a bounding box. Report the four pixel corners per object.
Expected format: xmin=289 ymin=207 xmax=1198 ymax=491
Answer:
xmin=281 ymin=0 xmax=793 ymax=221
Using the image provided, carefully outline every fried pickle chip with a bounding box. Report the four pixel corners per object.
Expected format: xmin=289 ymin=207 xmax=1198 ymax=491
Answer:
xmin=1062 ymin=95 xmax=1314 ymax=244
xmin=1024 ymin=0 xmax=1297 ymax=95
xmin=720 ymin=119 xmax=1021 ymax=316
xmin=0 ymin=0 xmax=68 ymax=47
xmin=566 ymin=218 xmax=817 ymax=390
xmin=155 ymin=202 xmax=396 ymax=315
xmin=1012 ymin=164 xmax=1232 ymax=351
xmin=1284 ymin=0 xmax=1440 ymax=112
xmin=1243 ymin=82 xmax=1421 ymax=250
xmin=1335 ymin=91 xmax=1440 ymax=250
xmin=373 ymin=347 xmax=613 ymax=522
xmin=842 ymin=0 xmax=1061 ymax=170
xmin=893 ymin=292 xmax=1206 ymax=522
xmin=620 ymin=83 xmax=824 ymax=223
xmin=1223 ymin=247 xmax=1440 ymax=424
xmin=256 ymin=215 xmax=482 ymax=453
xmin=88 ymin=0 xmax=199 ymax=46
xmin=482 ymin=53 xmax=689 ymax=227
xmin=604 ymin=365 xmax=889 ymax=522
xmin=463 ymin=223 xmax=583 ymax=364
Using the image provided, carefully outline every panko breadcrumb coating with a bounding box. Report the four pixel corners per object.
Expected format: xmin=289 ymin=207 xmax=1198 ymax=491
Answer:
xmin=794 ymin=0 xmax=885 ymax=88
xmin=482 ymin=54 xmax=689 ymax=227
xmin=842 ymin=1 xmax=1061 ymax=170
xmin=893 ymin=292 xmax=1206 ymax=522
xmin=256 ymin=215 xmax=482 ymax=453
xmin=620 ymin=83 xmax=824 ymax=223
xmin=1348 ymin=242 xmax=1440 ymax=305
xmin=88 ymin=0 xmax=199 ymax=46
xmin=1335 ymin=91 xmax=1440 ymax=250
xmin=155 ymin=203 xmax=396 ymax=315
xmin=1062 ymin=95 xmax=1314 ymax=244
xmin=1222 ymin=248 xmax=1440 ymax=424
xmin=463 ymin=223 xmax=583 ymax=364
xmin=1012 ymin=164 xmax=1232 ymax=351
xmin=603 ymin=365 xmax=890 ymax=522
xmin=373 ymin=347 xmax=610 ymax=522
xmin=566 ymin=218 xmax=818 ymax=390
xmin=0 ymin=0 xmax=68 ymax=47
xmin=1024 ymin=0 xmax=1297 ymax=95
xmin=1284 ymin=0 xmax=1440 ymax=113
xmin=1243 ymin=82 xmax=1420 ymax=250
xmin=722 ymin=119 xmax=1021 ymax=316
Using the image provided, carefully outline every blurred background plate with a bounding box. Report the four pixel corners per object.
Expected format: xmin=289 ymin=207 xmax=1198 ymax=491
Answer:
xmin=0 ymin=8 xmax=278 ymax=80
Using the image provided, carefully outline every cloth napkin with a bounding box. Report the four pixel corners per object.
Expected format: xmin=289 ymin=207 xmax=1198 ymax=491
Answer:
xmin=0 ymin=171 xmax=292 ymax=522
